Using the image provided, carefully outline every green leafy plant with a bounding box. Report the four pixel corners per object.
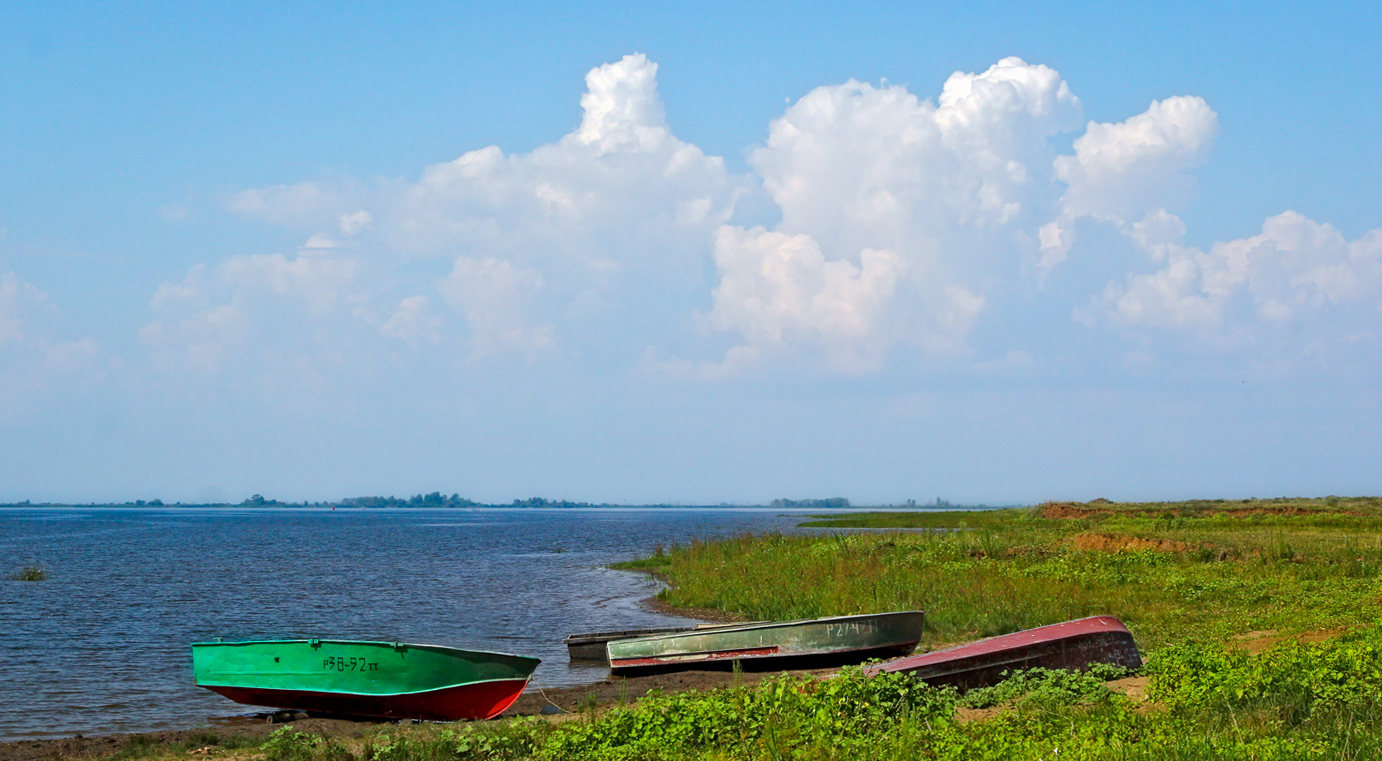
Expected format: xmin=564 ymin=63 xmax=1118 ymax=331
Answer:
xmin=8 ymin=565 xmax=47 ymax=581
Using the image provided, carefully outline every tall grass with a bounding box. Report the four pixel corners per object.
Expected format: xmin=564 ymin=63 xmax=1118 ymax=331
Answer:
xmin=647 ymin=497 xmax=1382 ymax=648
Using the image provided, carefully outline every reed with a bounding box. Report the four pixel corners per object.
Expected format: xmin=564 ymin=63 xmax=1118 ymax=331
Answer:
xmin=7 ymin=565 xmax=47 ymax=581
xmin=644 ymin=496 xmax=1382 ymax=650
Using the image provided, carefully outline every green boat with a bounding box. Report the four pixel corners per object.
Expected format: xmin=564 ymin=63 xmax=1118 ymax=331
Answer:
xmin=606 ymin=611 xmax=924 ymax=674
xmin=192 ymin=639 xmax=540 ymax=721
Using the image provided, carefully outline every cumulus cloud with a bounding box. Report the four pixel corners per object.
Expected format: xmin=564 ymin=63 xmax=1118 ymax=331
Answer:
xmin=148 ymin=53 xmax=1379 ymax=381
xmin=1038 ymin=96 xmax=1219 ymax=273
xmin=704 ymin=227 xmax=909 ymax=372
xmin=1057 ymin=96 xmax=1218 ymax=219
xmin=1084 ymin=211 xmax=1382 ymax=345
xmin=700 ymin=58 xmax=1074 ymax=371
xmin=176 ymin=53 xmax=740 ymax=376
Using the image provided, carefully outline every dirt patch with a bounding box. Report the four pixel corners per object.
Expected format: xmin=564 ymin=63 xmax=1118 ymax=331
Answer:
xmin=953 ymin=705 xmax=1005 ymax=724
xmin=1106 ymin=675 xmax=1149 ymax=702
xmin=1066 ymin=533 xmax=1196 ymax=553
xmin=1227 ymin=628 xmax=1349 ymax=654
xmin=1040 ymin=502 xmax=1365 ymax=520
xmin=1039 ymin=503 xmax=1111 ymax=520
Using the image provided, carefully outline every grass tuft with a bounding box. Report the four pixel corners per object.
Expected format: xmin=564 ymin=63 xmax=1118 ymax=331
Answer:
xmin=8 ymin=565 xmax=47 ymax=581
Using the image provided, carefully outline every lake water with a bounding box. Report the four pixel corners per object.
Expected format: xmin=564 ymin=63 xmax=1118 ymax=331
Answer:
xmin=0 ymin=507 xmax=824 ymax=741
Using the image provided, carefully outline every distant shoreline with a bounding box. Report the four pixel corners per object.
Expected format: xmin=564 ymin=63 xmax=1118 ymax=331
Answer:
xmin=0 ymin=502 xmax=1019 ymax=511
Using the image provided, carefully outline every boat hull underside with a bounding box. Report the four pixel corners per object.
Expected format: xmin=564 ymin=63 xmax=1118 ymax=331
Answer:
xmin=204 ymin=679 xmax=531 ymax=721
xmin=906 ymin=631 xmax=1139 ymax=689
xmin=867 ymin=616 xmax=1141 ymax=690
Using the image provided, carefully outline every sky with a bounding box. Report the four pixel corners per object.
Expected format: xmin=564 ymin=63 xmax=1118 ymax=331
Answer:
xmin=2 ymin=1 xmax=1380 ymax=505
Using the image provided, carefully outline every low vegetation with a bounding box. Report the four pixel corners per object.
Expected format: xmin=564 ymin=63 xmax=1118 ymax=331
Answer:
xmin=135 ymin=636 xmax=1382 ymax=759
xmin=7 ymin=565 xmax=47 ymax=581
xmin=65 ymin=496 xmax=1382 ymax=758
xmin=654 ymin=496 xmax=1382 ymax=649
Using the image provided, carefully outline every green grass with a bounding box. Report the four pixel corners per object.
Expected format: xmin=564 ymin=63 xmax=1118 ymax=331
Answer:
xmin=81 ymin=495 xmax=1382 ymax=760
xmin=609 ymin=544 xmax=672 ymax=572
xmin=7 ymin=565 xmax=47 ymax=581
xmin=645 ymin=497 xmax=1382 ymax=648
xmin=174 ymin=638 xmax=1382 ymax=759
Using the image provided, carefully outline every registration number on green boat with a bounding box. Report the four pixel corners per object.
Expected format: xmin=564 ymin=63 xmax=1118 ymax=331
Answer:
xmin=323 ymin=657 xmax=379 ymax=672
xmin=824 ymin=621 xmax=877 ymax=636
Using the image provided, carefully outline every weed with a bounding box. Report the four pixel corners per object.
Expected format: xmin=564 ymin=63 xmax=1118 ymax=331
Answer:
xmin=633 ymin=496 xmax=1382 ymax=650
xmin=8 ymin=565 xmax=47 ymax=581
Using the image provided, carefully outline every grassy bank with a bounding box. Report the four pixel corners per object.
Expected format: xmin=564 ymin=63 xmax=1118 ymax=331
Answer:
xmin=44 ymin=496 xmax=1382 ymax=760
xmin=84 ymin=638 xmax=1382 ymax=760
xmin=644 ymin=496 xmax=1382 ymax=648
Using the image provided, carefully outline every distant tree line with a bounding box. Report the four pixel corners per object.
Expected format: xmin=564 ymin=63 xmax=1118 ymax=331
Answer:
xmin=340 ymin=492 xmax=477 ymax=508
xmin=3 ymin=494 xmax=1012 ymax=510
xmin=770 ymin=497 xmax=852 ymax=508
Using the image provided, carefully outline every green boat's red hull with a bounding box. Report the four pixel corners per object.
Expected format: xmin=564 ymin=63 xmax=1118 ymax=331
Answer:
xmin=205 ymin=679 xmax=530 ymax=721
xmin=192 ymin=639 xmax=539 ymax=722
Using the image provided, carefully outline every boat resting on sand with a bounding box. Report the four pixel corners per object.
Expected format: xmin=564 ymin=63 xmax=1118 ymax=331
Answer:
xmin=192 ymin=639 xmax=540 ymax=721
xmin=864 ymin=615 xmax=1140 ymax=689
xmin=564 ymin=622 xmax=767 ymax=662
xmin=606 ymin=611 xmax=924 ymax=674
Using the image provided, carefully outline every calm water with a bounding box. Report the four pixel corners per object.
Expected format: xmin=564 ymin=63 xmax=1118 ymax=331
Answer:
xmin=0 ymin=507 xmax=819 ymax=741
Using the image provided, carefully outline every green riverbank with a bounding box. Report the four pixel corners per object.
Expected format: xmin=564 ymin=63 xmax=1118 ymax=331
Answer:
xmin=30 ymin=496 xmax=1382 ymax=760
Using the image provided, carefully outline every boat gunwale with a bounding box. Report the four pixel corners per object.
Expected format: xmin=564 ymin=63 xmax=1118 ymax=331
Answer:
xmin=563 ymin=627 xmax=699 ymax=646
xmin=608 ymin=639 xmax=921 ymax=667
xmin=190 ymin=638 xmax=540 ymax=666
xmin=606 ymin=610 xmax=925 ymax=647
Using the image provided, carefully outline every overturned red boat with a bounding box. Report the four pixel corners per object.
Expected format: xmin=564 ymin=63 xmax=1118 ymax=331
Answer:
xmin=864 ymin=615 xmax=1140 ymax=689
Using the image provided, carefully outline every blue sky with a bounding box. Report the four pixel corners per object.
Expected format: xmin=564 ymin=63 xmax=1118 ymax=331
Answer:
xmin=2 ymin=1 xmax=1380 ymax=504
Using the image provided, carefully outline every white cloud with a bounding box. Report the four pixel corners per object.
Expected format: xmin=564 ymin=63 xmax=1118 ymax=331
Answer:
xmin=302 ymin=233 xmax=345 ymax=250
xmin=752 ymin=58 xmax=1080 ymax=259
xmin=699 ymin=58 xmax=1072 ymax=371
xmin=156 ymin=53 xmax=1374 ymax=381
xmin=379 ymin=295 xmax=443 ymax=348
xmin=1084 ymin=211 xmax=1382 ymax=345
xmin=339 ymin=210 xmax=373 ymax=236
xmin=1057 ymin=96 xmax=1218 ymax=219
xmin=0 ymin=271 xmax=49 ymax=347
xmin=0 ymin=271 xmax=104 ymax=418
xmin=142 ymin=252 xmax=360 ymax=373
xmin=1039 ymin=97 xmax=1219 ymax=273
xmin=198 ymin=53 xmax=741 ymax=374
xmin=227 ymin=180 xmax=361 ymax=231
xmin=704 ymin=227 xmax=910 ymax=372
xmin=437 ymin=257 xmax=553 ymax=360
